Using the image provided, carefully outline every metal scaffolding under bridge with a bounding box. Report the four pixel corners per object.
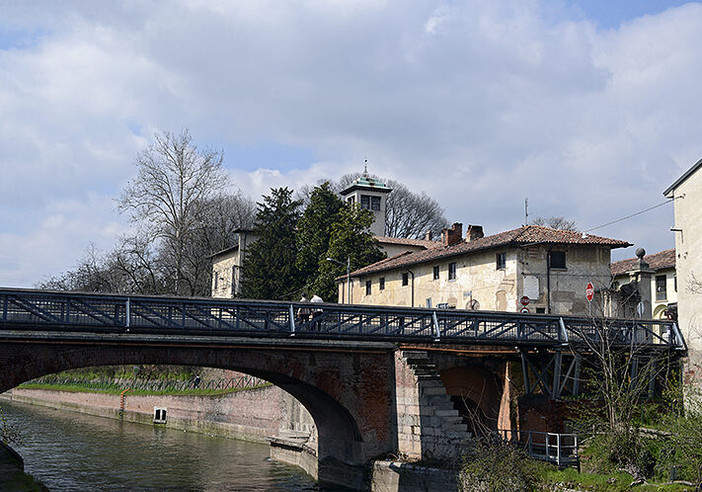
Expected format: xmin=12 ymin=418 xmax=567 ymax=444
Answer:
xmin=0 ymin=288 xmax=686 ymax=350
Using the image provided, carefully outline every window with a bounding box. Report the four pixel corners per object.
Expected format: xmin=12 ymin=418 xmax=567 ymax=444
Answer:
xmin=549 ymin=251 xmax=566 ymax=269
xmin=154 ymin=407 xmax=167 ymax=424
xmin=360 ymin=195 xmax=381 ymax=211
xmin=496 ymin=252 xmax=506 ymax=270
xmin=347 ymin=196 xmax=355 ymax=204
xmin=379 ymin=277 xmax=385 ymax=290
xmin=656 ymin=275 xmax=667 ymax=301
xmin=674 ymin=274 xmax=678 ymax=292
xmin=448 ymin=262 xmax=456 ymax=280
xmin=214 ymin=274 xmax=219 ymax=290
xmin=365 ymin=280 xmax=371 ymax=295
xmin=402 ymin=273 xmax=409 ymax=286
xmin=433 ymin=265 xmax=440 ymax=280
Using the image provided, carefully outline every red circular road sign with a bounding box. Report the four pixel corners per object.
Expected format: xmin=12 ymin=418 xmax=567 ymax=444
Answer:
xmin=520 ymin=296 xmax=530 ymax=306
xmin=586 ymin=282 xmax=595 ymax=302
xmin=520 ymin=307 xmax=530 ymax=313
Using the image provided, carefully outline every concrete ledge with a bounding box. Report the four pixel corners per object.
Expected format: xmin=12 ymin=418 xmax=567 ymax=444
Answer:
xmin=269 ymin=436 xmax=318 ymax=479
xmin=369 ymin=460 xmax=458 ymax=492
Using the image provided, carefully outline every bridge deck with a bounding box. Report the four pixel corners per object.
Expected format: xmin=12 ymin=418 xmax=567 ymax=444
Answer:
xmin=0 ymin=288 xmax=686 ymax=351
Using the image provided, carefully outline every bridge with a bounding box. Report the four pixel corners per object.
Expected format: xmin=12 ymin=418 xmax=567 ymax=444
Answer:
xmin=0 ymin=288 xmax=686 ymax=489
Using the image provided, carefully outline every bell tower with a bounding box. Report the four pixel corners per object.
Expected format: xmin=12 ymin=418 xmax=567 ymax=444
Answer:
xmin=339 ymin=162 xmax=392 ymax=237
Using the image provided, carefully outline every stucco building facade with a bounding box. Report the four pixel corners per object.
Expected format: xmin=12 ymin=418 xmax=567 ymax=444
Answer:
xmin=665 ymin=158 xmax=702 ymax=370
xmin=210 ymin=229 xmax=257 ymax=298
xmin=611 ymin=248 xmax=676 ymax=320
xmin=342 ymin=223 xmax=630 ymax=316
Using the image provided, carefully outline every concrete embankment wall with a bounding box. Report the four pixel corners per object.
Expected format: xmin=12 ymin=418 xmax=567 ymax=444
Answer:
xmin=6 ymin=386 xmax=316 ymax=446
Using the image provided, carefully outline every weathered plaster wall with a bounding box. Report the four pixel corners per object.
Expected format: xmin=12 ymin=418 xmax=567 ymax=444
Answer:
xmin=670 ymin=168 xmax=702 ymax=373
xmin=352 ymin=244 xmax=614 ymax=315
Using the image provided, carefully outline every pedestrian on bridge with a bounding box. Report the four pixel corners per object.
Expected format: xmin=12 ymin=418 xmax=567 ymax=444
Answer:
xmin=310 ymin=294 xmax=323 ymax=331
xmin=297 ymin=294 xmax=311 ymax=325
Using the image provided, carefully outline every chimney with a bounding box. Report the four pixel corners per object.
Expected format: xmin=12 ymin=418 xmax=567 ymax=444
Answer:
xmin=424 ymin=230 xmax=433 ymax=241
xmin=466 ymin=224 xmax=484 ymax=242
xmin=442 ymin=223 xmax=463 ymax=247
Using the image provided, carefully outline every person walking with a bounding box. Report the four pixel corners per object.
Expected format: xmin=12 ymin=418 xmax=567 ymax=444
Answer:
xmin=297 ymin=294 xmax=311 ymax=325
xmin=310 ymin=294 xmax=323 ymax=331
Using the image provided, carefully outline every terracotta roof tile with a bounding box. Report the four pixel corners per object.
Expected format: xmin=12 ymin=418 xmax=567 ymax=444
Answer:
xmin=374 ymin=236 xmax=441 ymax=249
xmin=352 ymin=225 xmax=631 ymax=277
xmin=611 ymin=248 xmax=676 ymax=276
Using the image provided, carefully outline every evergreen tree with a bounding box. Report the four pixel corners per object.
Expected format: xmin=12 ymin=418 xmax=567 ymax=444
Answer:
xmin=313 ymin=204 xmax=386 ymax=302
xmin=241 ymin=187 xmax=302 ymax=300
xmin=296 ymin=182 xmax=345 ymax=295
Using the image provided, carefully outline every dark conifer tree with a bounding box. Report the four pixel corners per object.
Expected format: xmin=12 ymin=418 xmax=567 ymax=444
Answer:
xmin=296 ymin=182 xmax=345 ymax=296
xmin=241 ymin=187 xmax=302 ymax=300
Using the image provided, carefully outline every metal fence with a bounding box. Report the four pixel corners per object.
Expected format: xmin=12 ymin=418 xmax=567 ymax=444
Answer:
xmin=23 ymin=375 xmax=269 ymax=393
xmin=499 ymin=429 xmax=579 ymax=467
xmin=0 ymin=288 xmax=686 ymax=350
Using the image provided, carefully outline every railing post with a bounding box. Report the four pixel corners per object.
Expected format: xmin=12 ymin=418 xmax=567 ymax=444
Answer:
xmin=432 ymin=311 xmax=441 ymax=340
xmin=125 ymin=298 xmax=131 ymax=329
xmin=559 ymin=317 xmax=569 ymax=343
xmin=289 ymin=304 xmax=296 ymax=335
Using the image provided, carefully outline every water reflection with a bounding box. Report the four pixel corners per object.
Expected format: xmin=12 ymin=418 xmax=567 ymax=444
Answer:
xmin=3 ymin=400 xmax=323 ymax=491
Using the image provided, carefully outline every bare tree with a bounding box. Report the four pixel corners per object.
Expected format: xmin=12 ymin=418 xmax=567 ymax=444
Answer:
xmin=531 ymin=216 xmax=578 ymax=231
xmin=118 ymin=129 xmax=229 ymax=295
xmin=334 ymin=173 xmax=448 ymax=239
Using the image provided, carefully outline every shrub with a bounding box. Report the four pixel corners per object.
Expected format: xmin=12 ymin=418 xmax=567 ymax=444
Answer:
xmin=459 ymin=437 xmax=550 ymax=491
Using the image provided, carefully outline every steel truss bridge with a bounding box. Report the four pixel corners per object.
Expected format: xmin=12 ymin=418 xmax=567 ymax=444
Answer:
xmin=0 ymin=288 xmax=687 ymax=399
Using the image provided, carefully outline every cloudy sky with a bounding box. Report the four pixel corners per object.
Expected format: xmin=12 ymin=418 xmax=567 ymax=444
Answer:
xmin=1 ymin=0 xmax=699 ymax=288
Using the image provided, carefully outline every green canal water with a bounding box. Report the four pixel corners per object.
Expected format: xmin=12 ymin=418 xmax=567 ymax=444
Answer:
xmin=2 ymin=399 xmax=329 ymax=491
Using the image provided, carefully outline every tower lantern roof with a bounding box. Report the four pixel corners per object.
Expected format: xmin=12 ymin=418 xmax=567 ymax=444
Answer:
xmin=340 ymin=162 xmax=392 ymax=196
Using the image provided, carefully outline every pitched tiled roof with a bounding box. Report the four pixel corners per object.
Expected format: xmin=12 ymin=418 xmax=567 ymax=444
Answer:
xmin=351 ymin=225 xmax=631 ymax=277
xmin=374 ymin=236 xmax=441 ymax=249
xmin=611 ymin=248 xmax=676 ymax=276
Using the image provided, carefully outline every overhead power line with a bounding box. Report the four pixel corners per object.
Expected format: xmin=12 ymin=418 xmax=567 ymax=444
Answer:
xmin=583 ymin=199 xmax=673 ymax=234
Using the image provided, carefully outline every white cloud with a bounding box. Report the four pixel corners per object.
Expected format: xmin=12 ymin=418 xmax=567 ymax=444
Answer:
xmin=1 ymin=0 xmax=701 ymax=285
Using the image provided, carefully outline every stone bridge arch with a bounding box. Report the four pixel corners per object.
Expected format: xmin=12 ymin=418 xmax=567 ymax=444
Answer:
xmin=0 ymin=338 xmax=398 ymax=489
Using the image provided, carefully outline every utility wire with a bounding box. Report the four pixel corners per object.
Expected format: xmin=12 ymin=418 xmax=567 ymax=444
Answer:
xmin=582 ymin=199 xmax=673 ymax=234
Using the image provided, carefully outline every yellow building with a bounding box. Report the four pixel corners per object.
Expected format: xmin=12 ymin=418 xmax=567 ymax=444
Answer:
xmin=210 ymin=229 xmax=257 ymax=298
xmin=341 ymin=223 xmax=630 ymax=316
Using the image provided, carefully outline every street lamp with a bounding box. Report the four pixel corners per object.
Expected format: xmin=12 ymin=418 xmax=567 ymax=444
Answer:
xmin=326 ymin=256 xmax=351 ymax=304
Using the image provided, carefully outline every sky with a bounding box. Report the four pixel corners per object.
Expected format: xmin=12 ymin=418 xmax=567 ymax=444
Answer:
xmin=1 ymin=0 xmax=700 ymax=288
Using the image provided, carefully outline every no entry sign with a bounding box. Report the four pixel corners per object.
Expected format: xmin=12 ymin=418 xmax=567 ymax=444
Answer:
xmin=586 ymin=282 xmax=595 ymax=302
xmin=520 ymin=296 xmax=530 ymax=306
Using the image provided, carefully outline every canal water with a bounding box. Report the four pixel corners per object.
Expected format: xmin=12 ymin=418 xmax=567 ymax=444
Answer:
xmin=2 ymin=399 xmax=327 ymax=491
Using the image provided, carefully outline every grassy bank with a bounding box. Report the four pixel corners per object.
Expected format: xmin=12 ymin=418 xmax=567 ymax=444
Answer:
xmin=17 ymin=381 xmax=272 ymax=397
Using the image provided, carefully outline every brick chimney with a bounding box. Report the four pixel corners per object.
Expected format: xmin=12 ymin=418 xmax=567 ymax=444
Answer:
xmin=466 ymin=224 xmax=484 ymax=242
xmin=442 ymin=223 xmax=463 ymax=247
xmin=424 ymin=230 xmax=433 ymax=241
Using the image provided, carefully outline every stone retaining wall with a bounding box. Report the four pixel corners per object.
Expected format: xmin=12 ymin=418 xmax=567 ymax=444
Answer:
xmin=8 ymin=386 xmax=316 ymax=446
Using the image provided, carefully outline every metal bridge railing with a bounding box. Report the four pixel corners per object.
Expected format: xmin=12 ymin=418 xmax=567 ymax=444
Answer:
xmin=499 ymin=429 xmax=579 ymax=467
xmin=22 ymin=375 xmax=269 ymax=393
xmin=0 ymin=288 xmax=685 ymax=350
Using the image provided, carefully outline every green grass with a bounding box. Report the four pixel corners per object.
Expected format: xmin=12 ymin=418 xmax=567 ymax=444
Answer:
xmin=16 ymin=382 xmax=272 ymax=397
xmin=542 ymin=467 xmax=691 ymax=491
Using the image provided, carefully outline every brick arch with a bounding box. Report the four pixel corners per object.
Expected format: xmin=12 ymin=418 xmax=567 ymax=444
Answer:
xmin=0 ymin=340 xmax=397 ymax=488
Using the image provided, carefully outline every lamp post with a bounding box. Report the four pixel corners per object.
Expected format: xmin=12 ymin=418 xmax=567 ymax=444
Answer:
xmin=326 ymin=256 xmax=351 ymax=304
